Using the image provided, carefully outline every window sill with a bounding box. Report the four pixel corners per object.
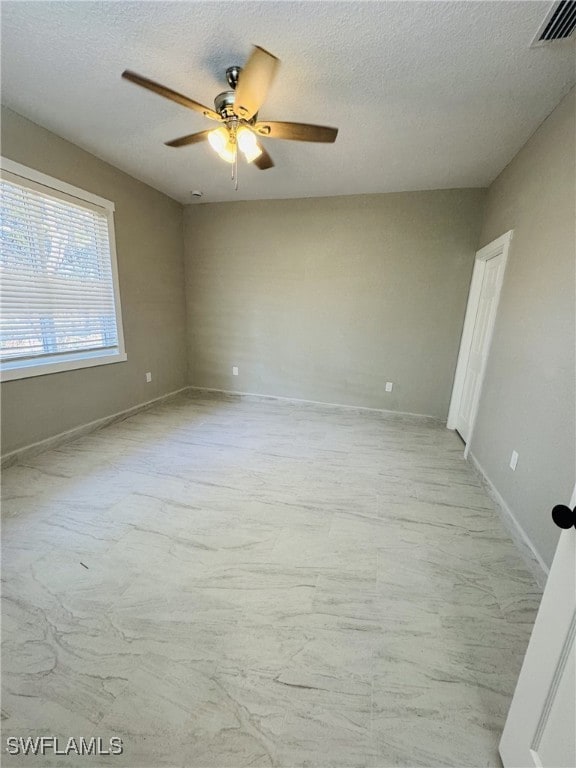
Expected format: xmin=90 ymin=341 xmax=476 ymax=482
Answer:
xmin=0 ymin=350 xmax=128 ymax=382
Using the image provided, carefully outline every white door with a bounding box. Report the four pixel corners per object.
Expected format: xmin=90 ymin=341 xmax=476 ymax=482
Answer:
xmin=455 ymin=251 xmax=507 ymax=442
xmin=500 ymin=526 xmax=576 ymax=767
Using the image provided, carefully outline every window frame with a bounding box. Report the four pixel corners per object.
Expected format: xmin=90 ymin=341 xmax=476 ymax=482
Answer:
xmin=0 ymin=157 xmax=127 ymax=382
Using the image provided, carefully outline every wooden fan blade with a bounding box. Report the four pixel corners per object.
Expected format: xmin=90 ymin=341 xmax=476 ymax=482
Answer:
xmin=254 ymin=121 xmax=338 ymax=143
xmin=234 ymin=46 xmax=280 ymax=120
xmin=122 ymin=70 xmax=221 ymax=121
xmin=165 ymin=130 xmax=212 ymax=148
xmin=253 ymin=146 xmax=274 ymax=170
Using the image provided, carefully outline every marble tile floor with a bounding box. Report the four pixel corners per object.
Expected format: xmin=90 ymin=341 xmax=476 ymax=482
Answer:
xmin=1 ymin=392 xmax=542 ymax=767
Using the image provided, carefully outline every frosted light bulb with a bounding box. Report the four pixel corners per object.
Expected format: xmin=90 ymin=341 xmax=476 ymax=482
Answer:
xmin=208 ymin=128 xmax=236 ymax=163
xmin=219 ymin=141 xmax=236 ymax=164
xmin=237 ymin=127 xmax=263 ymax=163
xmin=208 ymin=127 xmax=228 ymax=154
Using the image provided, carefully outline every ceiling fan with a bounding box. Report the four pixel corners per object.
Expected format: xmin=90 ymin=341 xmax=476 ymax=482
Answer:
xmin=122 ymin=45 xmax=338 ymax=173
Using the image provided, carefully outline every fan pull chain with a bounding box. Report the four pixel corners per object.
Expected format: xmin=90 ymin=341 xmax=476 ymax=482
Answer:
xmin=230 ymin=149 xmax=238 ymax=191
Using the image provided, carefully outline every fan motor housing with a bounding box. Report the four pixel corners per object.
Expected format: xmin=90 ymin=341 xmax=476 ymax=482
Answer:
xmin=214 ymin=65 xmax=244 ymax=118
xmin=214 ymin=90 xmax=237 ymax=118
xmin=214 ymin=89 xmax=257 ymax=124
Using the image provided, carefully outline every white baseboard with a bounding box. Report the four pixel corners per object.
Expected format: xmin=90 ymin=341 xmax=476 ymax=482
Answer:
xmin=468 ymin=451 xmax=549 ymax=588
xmin=1 ymin=386 xmax=190 ymax=468
xmin=187 ymin=385 xmax=439 ymax=421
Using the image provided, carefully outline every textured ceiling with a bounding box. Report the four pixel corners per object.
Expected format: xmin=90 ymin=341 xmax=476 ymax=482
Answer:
xmin=1 ymin=1 xmax=575 ymax=203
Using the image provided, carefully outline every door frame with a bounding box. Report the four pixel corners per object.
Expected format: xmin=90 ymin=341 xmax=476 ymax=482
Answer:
xmin=447 ymin=230 xmax=514 ymax=456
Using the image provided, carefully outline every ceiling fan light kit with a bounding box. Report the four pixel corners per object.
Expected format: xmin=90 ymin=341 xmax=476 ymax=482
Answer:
xmin=122 ymin=44 xmax=339 ymax=190
xmin=207 ymin=125 xmax=262 ymax=165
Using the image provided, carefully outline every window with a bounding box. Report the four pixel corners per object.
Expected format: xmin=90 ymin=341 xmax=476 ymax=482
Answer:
xmin=0 ymin=159 xmax=126 ymax=381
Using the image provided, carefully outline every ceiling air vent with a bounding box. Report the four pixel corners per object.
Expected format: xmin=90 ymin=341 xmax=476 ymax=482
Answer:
xmin=533 ymin=0 xmax=576 ymax=44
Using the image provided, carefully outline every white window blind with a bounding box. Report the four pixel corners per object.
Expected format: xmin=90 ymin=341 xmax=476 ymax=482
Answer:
xmin=0 ymin=162 xmax=125 ymax=380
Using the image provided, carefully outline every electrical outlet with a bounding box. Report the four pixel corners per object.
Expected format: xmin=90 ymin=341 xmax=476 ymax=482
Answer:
xmin=509 ymin=450 xmax=519 ymax=471
xmin=232 ymin=366 xmax=239 ymax=376
xmin=385 ymin=382 xmax=393 ymax=392
xmin=145 ymin=372 xmax=152 ymax=383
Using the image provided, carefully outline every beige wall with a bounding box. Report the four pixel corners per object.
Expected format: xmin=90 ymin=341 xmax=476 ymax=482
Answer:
xmin=184 ymin=190 xmax=485 ymax=419
xmin=1 ymin=107 xmax=188 ymax=455
xmin=470 ymin=89 xmax=576 ymax=568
